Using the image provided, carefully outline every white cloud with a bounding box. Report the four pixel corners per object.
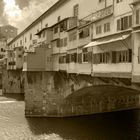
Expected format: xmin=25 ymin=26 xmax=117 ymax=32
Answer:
xmin=3 ymin=0 xmax=58 ymax=33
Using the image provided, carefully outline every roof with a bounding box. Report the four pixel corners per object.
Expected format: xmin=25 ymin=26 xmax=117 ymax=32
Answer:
xmin=8 ymin=0 xmax=70 ymax=46
xmin=35 ymin=27 xmax=52 ymax=35
xmin=84 ymin=34 xmax=130 ymax=48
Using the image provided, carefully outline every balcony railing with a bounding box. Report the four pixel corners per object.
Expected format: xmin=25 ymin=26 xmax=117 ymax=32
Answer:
xmin=79 ymin=5 xmax=113 ymax=28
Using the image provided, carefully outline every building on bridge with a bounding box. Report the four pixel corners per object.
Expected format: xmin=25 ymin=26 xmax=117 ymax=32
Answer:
xmin=4 ymin=0 xmax=140 ymax=117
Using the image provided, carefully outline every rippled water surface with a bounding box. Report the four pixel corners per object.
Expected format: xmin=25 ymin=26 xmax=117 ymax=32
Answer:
xmin=0 ymin=94 xmax=139 ymax=140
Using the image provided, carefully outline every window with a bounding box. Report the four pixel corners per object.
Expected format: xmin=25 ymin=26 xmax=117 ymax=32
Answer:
xmin=54 ymin=26 xmax=58 ymax=34
xmin=79 ymin=27 xmax=90 ymax=39
xmin=117 ymin=15 xmax=132 ymax=31
xmin=20 ymin=40 xmax=22 ymax=45
xmin=136 ymin=9 xmax=140 ymax=25
xmin=60 ymin=20 xmax=67 ymax=32
xmin=99 ymin=0 xmax=104 ymax=2
xmin=64 ymin=38 xmax=67 ymax=47
xmin=138 ymin=47 xmax=140 ymax=63
xmin=18 ymin=55 xmax=22 ymax=58
xmin=25 ymin=37 xmax=27 ymax=43
xmin=59 ymin=55 xmax=66 ymax=64
xmin=96 ymin=25 xmax=102 ymax=35
xmin=69 ymin=31 xmax=77 ymax=41
xmin=45 ymin=24 xmax=48 ymax=27
xmin=43 ymin=31 xmax=45 ymax=38
xmin=104 ymin=22 xmax=110 ymax=33
xmin=70 ymin=53 xmax=77 ymax=63
xmin=82 ymin=48 xmax=88 ymax=63
xmin=93 ymin=52 xmax=110 ymax=64
xmin=73 ymin=4 xmax=79 ymax=17
xmin=58 ymin=16 xmax=61 ymax=22
xmin=51 ymin=39 xmax=60 ymax=48
xmin=60 ymin=39 xmax=64 ymax=47
xmin=30 ymin=33 xmax=32 ymax=40
xmin=116 ymin=0 xmax=122 ymax=3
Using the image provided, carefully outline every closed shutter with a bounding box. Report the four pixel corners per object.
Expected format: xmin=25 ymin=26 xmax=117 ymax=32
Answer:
xmin=136 ymin=9 xmax=139 ymax=25
xmin=88 ymin=52 xmax=92 ymax=63
xmin=74 ymin=53 xmax=77 ymax=63
xmin=128 ymin=49 xmax=132 ymax=63
xmin=123 ymin=16 xmax=128 ymax=30
xmin=57 ymin=39 xmax=60 ymax=47
xmin=138 ymin=48 xmax=140 ymax=63
xmin=93 ymin=54 xmax=96 ymax=64
xmin=111 ymin=51 xmax=117 ymax=63
xmin=78 ymin=53 xmax=82 ymax=63
xmin=129 ymin=15 xmax=132 ymax=28
xmin=121 ymin=18 xmax=124 ymax=30
xmin=66 ymin=54 xmax=70 ymax=63
xmin=117 ymin=19 xmax=121 ymax=31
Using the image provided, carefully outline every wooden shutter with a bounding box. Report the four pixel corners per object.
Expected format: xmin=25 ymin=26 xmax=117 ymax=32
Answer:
xmin=88 ymin=52 xmax=92 ymax=63
xmin=57 ymin=39 xmax=60 ymax=47
xmin=129 ymin=15 xmax=132 ymax=28
xmin=111 ymin=51 xmax=117 ymax=63
xmin=74 ymin=53 xmax=77 ymax=63
xmin=117 ymin=19 xmax=121 ymax=31
xmin=78 ymin=53 xmax=82 ymax=63
xmin=128 ymin=49 xmax=132 ymax=62
xmin=123 ymin=16 xmax=128 ymax=30
xmin=136 ymin=9 xmax=139 ymax=25
xmin=66 ymin=54 xmax=70 ymax=63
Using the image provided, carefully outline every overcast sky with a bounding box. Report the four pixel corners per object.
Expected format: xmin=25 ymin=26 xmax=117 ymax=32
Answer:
xmin=0 ymin=0 xmax=58 ymax=33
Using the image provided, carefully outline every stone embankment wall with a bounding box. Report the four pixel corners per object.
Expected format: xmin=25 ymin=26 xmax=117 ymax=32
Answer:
xmin=24 ymin=71 xmax=140 ymax=117
xmin=2 ymin=67 xmax=24 ymax=94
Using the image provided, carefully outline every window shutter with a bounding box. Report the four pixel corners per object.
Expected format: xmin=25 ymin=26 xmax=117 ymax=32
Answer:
xmin=121 ymin=18 xmax=124 ymax=30
xmin=74 ymin=53 xmax=77 ymax=63
xmin=93 ymin=54 xmax=96 ymax=64
xmin=57 ymin=39 xmax=60 ymax=47
xmin=88 ymin=52 xmax=92 ymax=63
xmin=123 ymin=16 xmax=128 ymax=30
xmin=136 ymin=9 xmax=139 ymax=25
xmin=128 ymin=49 xmax=132 ymax=63
xmin=111 ymin=51 xmax=117 ymax=63
xmin=117 ymin=19 xmax=121 ymax=31
xmin=78 ymin=53 xmax=82 ymax=63
xmin=66 ymin=54 xmax=70 ymax=63
xmin=138 ymin=48 xmax=140 ymax=63
xmin=129 ymin=15 xmax=132 ymax=28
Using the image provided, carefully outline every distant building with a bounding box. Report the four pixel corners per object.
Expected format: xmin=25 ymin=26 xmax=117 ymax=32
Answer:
xmin=0 ymin=38 xmax=7 ymax=59
xmin=0 ymin=25 xmax=18 ymax=40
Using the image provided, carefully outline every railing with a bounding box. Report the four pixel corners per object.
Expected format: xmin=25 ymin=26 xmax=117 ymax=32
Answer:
xmin=79 ymin=5 xmax=113 ymax=28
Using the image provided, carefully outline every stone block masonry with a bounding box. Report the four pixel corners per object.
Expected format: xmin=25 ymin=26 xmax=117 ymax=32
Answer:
xmin=24 ymin=71 xmax=140 ymax=117
xmin=2 ymin=67 xmax=24 ymax=94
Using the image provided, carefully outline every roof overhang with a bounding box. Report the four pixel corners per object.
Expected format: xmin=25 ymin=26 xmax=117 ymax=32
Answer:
xmin=84 ymin=34 xmax=130 ymax=48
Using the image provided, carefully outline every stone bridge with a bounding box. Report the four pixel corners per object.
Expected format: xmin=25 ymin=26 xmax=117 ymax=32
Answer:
xmin=24 ymin=71 xmax=140 ymax=117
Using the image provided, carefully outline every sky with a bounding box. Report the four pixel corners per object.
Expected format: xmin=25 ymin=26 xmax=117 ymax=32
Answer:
xmin=0 ymin=0 xmax=58 ymax=33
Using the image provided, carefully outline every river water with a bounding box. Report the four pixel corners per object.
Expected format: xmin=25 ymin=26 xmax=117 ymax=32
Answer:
xmin=0 ymin=94 xmax=139 ymax=140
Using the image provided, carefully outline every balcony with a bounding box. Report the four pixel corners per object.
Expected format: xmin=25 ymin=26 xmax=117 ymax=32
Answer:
xmin=79 ymin=5 xmax=113 ymax=28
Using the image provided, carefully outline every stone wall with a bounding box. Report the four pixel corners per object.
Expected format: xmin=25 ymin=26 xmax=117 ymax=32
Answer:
xmin=2 ymin=67 xmax=24 ymax=94
xmin=24 ymin=71 xmax=140 ymax=117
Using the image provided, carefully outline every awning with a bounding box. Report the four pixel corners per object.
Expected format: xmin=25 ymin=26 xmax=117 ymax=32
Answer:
xmin=84 ymin=34 xmax=130 ymax=48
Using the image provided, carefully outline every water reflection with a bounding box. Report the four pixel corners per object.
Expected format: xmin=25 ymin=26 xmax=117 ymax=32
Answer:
xmin=27 ymin=110 xmax=139 ymax=140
